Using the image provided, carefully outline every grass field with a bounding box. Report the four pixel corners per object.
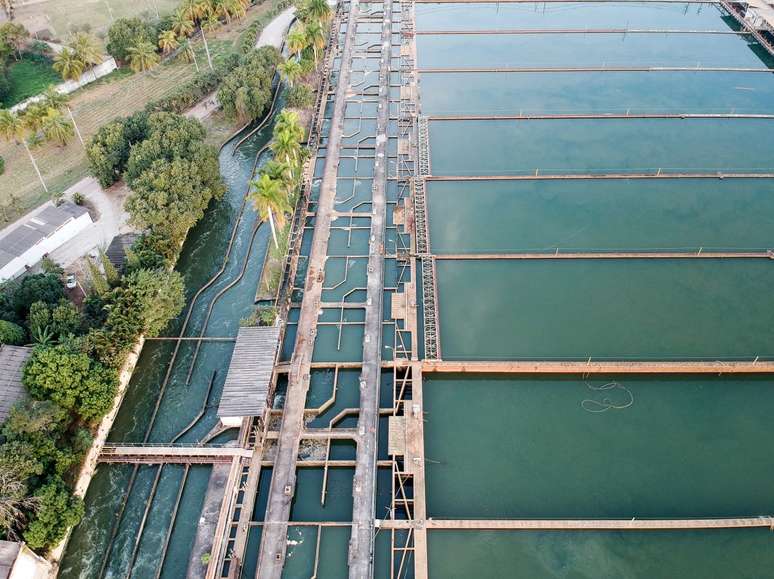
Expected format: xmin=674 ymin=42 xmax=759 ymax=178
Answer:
xmin=0 ymin=3 xmax=272 ymax=225
xmin=13 ymin=0 xmax=182 ymax=41
xmin=3 ymin=56 xmax=61 ymax=108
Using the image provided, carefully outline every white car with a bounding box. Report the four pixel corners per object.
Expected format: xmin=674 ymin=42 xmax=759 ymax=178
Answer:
xmin=65 ymin=273 xmax=77 ymax=289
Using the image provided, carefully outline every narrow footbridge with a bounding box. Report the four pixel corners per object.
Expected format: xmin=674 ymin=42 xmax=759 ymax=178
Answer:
xmin=99 ymin=443 xmax=252 ymax=464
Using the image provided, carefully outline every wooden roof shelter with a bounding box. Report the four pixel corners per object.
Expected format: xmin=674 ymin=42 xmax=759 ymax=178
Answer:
xmin=0 ymin=346 xmax=32 ymax=424
xmin=217 ymin=326 xmax=280 ymax=420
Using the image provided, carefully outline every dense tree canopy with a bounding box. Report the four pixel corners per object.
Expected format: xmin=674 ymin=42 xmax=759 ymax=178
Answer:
xmin=218 ymin=47 xmax=280 ymax=124
xmin=23 ymin=345 xmax=118 ymax=422
xmin=86 ymin=111 xmax=149 ymax=187
xmin=124 ymin=112 xmax=206 ymax=184
xmin=0 ymin=273 xmax=65 ymax=325
xmin=23 ymin=478 xmax=84 ymax=551
xmin=106 ymin=17 xmax=156 ymax=63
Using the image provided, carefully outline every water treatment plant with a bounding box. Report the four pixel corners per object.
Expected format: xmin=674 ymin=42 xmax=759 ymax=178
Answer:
xmin=58 ymin=0 xmax=774 ymax=577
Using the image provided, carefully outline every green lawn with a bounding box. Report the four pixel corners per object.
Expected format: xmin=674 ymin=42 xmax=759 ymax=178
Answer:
xmin=4 ymin=57 xmax=61 ymax=108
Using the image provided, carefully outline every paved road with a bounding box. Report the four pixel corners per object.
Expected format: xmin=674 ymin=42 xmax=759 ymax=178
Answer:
xmin=257 ymin=7 xmax=296 ymax=49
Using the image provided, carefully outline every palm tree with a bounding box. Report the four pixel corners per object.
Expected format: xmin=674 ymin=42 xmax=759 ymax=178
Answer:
xmin=278 ymin=59 xmax=303 ymax=87
xmin=275 ymin=109 xmax=304 ymax=141
xmin=0 ymin=109 xmax=48 ymax=192
xmin=172 ymin=9 xmax=195 ymax=38
xmin=42 ymin=86 xmax=67 ymax=110
xmin=287 ymin=26 xmax=307 ymax=61
xmin=226 ymin=0 xmax=247 ymax=20
xmin=301 ymin=0 xmax=332 ymax=24
xmin=200 ymin=13 xmax=218 ymax=70
xmin=212 ymin=0 xmax=231 ymax=24
xmin=304 ymin=20 xmax=325 ymax=65
xmin=53 ymin=48 xmax=85 ymax=81
xmin=41 ymin=108 xmax=74 ymax=146
xmin=249 ymin=173 xmax=290 ymax=248
xmin=127 ymin=40 xmax=160 ymax=72
xmin=40 ymin=87 xmax=85 ymax=146
xmin=158 ymin=29 xmax=180 ymax=54
xmin=178 ymin=38 xmax=200 ymax=72
xmin=70 ymin=32 xmax=102 ymax=67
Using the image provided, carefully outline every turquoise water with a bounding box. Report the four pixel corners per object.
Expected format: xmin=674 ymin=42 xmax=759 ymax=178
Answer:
xmin=416 ymin=2 xmax=738 ymax=31
xmin=436 ymin=259 xmax=774 ymax=359
xmin=424 ymin=374 xmax=774 ymax=518
xmin=417 ymin=32 xmax=772 ymax=68
xmin=427 ymin=529 xmax=774 ymax=579
xmin=417 ymin=0 xmax=774 ymax=576
xmin=429 ymin=118 xmax=774 ymax=175
xmin=420 ymin=71 xmax=774 ymax=115
xmin=426 ymin=179 xmax=774 ymax=252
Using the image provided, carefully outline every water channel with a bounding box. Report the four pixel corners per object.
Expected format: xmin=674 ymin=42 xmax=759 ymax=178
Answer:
xmin=59 ymin=96 xmax=280 ymax=577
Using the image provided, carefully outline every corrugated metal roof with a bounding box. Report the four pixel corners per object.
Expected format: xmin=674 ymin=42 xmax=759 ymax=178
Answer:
xmin=0 ymin=540 xmax=20 ymax=579
xmin=217 ymin=326 xmax=280 ymax=418
xmin=105 ymin=233 xmax=139 ymax=271
xmin=0 ymin=202 xmax=89 ymax=260
xmin=0 ymin=345 xmax=32 ymax=424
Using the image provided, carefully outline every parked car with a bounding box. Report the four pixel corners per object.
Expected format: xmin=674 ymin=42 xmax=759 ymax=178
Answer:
xmin=65 ymin=273 xmax=77 ymax=289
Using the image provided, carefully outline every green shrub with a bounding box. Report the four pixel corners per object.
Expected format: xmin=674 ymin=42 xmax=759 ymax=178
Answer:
xmin=23 ymin=477 xmax=84 ymax=552
xmin=0 ymin=155 xmax=5 ymax=176
xmin=286 ymin=84 xmax=313 ymax=108
xmin=72 ymin=192 xmax=85 ymax=205
xmin=23 ymin=344 xmax=118 ymax=422
xmin=0 ymin=319 xmax=25 ymax=345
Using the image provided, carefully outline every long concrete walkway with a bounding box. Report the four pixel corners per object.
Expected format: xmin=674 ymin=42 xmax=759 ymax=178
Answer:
xmin=349 ymin=0 xmax=393 ymax=575
xmin=255 ymin=2 xmax=362 ymax=576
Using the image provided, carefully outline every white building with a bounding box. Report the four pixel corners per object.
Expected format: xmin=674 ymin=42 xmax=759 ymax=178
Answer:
xmin=0 ymin=541 xmax=50 ymax=579
xmin=0 ymin=201 xmax=92 ymax=282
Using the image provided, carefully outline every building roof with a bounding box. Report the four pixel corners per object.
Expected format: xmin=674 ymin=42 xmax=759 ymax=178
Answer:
xmin=105 ymin=233 xmax=139 ymax=271
xmin=0 ymin=346 xmax=32 ymax=424
xmin=217 ymin=326 xmax=280 ymax=419
xmin=746 ymin=0 xmax=774 ymax=29
xmin=0 ymin=540 xmax=19 ymax=579
xmin=0 ymin=202 xmax=89 ymax=269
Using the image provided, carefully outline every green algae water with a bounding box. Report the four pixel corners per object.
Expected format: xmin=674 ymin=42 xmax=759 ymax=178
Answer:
xmin=427 ymin=179 xmax=774 ymax=253
xmin=436 ymin=259 xmax=774 ymax=360
xmin=416 ymin=0 xmax=774 ymax=575
xmin=420 ymin=71 xmax=774 ymax=115
xmin=429 ymin=118 xmax=774 ymax=175
xmin=424 ymin=374 xmax=774 ymax=518
xmin=427 ymin=529 xmax=774 ymax=579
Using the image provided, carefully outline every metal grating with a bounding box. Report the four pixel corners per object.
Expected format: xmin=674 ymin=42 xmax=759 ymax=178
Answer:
xmin=421 ymin=256 xmax=440 ymax=359
xmin=417 ymin=116 xmax=430 ymax=176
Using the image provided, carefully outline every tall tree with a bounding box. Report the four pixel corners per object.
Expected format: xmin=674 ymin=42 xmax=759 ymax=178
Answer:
xmin=70 ymin=32 xmax=102 ymax=67
xmin=278 ymin=58 xmax=302 ymax=87
xmin=41 ymin=108 xmax=74 ymax=146
xmin=53 ymin=48 xmax=84 ymax=82
xmin=304 ymin=20 xmax=325 ymax=65
xmin=171 ymin=9 xmax=195 ymax=38
xmin=158 ymin=29 xmax=179 ymax=54
xmin=287 ymin=26 xmax=307 ymax=61
xmin=249 ymin=173 xmax=290 ymax=248
xmin=127 ymin=40 xmax=160 ymax=72
xmin=0 ymin=109 xmax=47 ymax=192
